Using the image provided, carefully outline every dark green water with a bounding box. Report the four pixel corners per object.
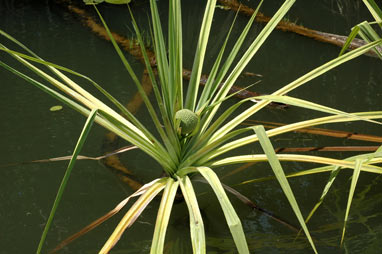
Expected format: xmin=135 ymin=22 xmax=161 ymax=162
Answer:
xmin=1 ymin=0 xmax=382 ymax=253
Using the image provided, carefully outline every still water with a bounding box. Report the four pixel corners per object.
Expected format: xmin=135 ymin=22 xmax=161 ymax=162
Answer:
xmin=0 ymin=0 xmax=381 ymax=253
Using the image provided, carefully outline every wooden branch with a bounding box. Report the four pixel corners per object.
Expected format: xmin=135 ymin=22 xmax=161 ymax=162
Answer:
xmin=218 ymin=0 xmax=381 ymax=58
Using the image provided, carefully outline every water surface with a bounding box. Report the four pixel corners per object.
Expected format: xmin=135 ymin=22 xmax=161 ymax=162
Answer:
xmin=1 ymin=1 xmax=381 ymax=253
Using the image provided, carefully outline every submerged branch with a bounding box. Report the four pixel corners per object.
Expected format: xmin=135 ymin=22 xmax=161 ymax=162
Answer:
xmin=218 ymin=0 xmax=381 ymax=58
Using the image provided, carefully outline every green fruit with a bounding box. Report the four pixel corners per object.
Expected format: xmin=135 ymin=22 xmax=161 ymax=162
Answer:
xmin=175 ymin=109 xmax=199 ymax=135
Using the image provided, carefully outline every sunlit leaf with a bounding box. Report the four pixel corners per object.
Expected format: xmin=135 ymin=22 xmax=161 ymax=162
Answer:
xmin=341 ymin=159 xmax=364 ymax=246
xmin=252 ymin=125 xmax=317 ymax=254
xmin=177 ymin=176 xmax=206 ymax=254
xmin=197 ymin=167 xmax=249 ymax=254
xmin=100 ymin=178 xmax=167 ymax=254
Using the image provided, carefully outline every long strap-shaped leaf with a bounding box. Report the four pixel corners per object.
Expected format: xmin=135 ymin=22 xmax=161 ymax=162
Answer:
xmin=300 ymin=145 xmax=382 ymax=238
xmin=203 ymin=0 xmax=294 ymax=133
xmin=206 ymin=111 xmax=382 ymax=163
xmin=188 ymin=91 xmax=382 ymax=167
xmin=128 ymin=7 xmax=181 ymax=162
xmin=211 ymin=153 xmax=382 ymax=175
xmin=0 ymin=30 xmax=146 ymax=126
xmin=51 ymin=178 xmax=162 ymax=253
xmin=100 ymin=178 xmax=167 ymax=254
xmin=252 ymin=125 xmax=317 ymax=254
xmin=356 ymin=21 xmax=382 ymax=58
xmin=253 ymin=95 xmax=381 ymax=125
xmin=0 ymin=31 xmax=176 ymax=170
xmin=0 ymin=55 xmax=171 ymax=170
xmin=211 ymin=39 xmax=382 ymax=143
xmin=1 ymin=60 xmax=155 ymax=163
xmin=177 ymin=175 xmax=206 ymax=254
xmin=196 ymin=167 xmax=249 ymax=254
xmin=196 ymin=5 xmax=242 ymax=111
xmin=150 ymin=178 xmax=179 ymax=254
xmin=362 ymin=0 xmax=382 ymax=25
xmin=0 ymin=42 xmax=160 ymax=153
xmin=341 ymin=20 xmax=382 ymax=60
xmin=0 ymin=60 xmax=90 ymax=117
xmin=340 ymin=158 xmax=364 ymax=246
xmin=302 ymin=166 xmax=341 ymax=226
xmin=168 ymin=0 xmax=183 ymax=112
xmin=1 ymin=40 xmax=150 ymax=145
xmin=197 ymin=1 xmax=262 ymax=113
xmin=0 ymin=44 xmax=159 ymax=140
xmin=339 ymin=145 xmax=382 ymax=246
xmin=36 ymin=109 xmax=98 ymax=254
xmin=184 ymin=0 xmax=217 ymax=111
xmin=149 ymin=0 xmax=171 ymax=116
xmin=0 ymin=29 xmax=158 ymax=146
xmin=91 ymin=6 xmax=176 ymax=169
xmin=234 ymin=153 xmax=382 ymax=186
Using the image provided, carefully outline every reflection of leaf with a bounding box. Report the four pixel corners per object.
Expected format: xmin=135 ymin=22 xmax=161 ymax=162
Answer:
xmin=49 ymin=105 xmax=62 ymax=111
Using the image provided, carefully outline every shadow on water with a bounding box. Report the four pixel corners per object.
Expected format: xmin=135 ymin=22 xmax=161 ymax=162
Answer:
xmin=1 ymin=0 xmax=382 ymax=253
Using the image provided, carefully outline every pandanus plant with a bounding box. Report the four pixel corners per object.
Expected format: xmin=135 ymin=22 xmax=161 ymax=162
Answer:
xmin=1 ymin=0 xmax=382 ymax=253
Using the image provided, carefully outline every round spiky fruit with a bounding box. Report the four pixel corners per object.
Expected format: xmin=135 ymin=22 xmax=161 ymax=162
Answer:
xmin=175 ymin=109 xmax=199 ymax=135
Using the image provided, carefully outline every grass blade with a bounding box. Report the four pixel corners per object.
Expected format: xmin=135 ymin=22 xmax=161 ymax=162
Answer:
xmin=177 ymin=176 xmax=206 ymax=254
xmin=197 ymin=167 xmax=249 ymax=254
xmin=36 ymin=109 xmax=98 ymax=254
xmin=252 ymin=125 xmax=317 ymax=254
xmin=150 ymin=178 xmax=179 ymax=254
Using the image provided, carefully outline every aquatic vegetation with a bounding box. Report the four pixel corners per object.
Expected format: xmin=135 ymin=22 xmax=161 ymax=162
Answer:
xmin=1 ymin=0 xmax=382 ymax=253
